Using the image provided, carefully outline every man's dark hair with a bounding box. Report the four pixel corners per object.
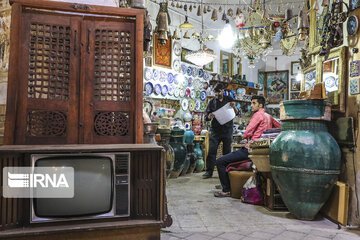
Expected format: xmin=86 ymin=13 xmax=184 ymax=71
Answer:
xmin=214 ymin=83 xmax=224 ymax=92
xmin=251 ymin=95 xmax=266 ymax=108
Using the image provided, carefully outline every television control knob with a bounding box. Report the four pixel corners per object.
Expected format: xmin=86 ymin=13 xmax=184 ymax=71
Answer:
xmin=79 ymin=122 xmax=83 ymax=127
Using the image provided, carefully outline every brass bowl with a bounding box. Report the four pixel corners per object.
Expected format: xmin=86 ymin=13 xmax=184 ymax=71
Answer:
xmin=144 ymin=122 xmax=159 ymax=134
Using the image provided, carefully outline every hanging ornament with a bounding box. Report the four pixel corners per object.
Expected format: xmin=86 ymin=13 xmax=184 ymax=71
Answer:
xmin=193 ymin=4 xmax=196 ymax=8
xmin=180 ymin=3 xmax=183 ymax=9
xmin=234 ymin=12 xmax=246 ymax=28
xmin=197 ymin=5 xmax=202 ymax=16
xmin=211 ymin=9 xmax=218 ymax=21
xmin=207 ymin=5 xmax=211 ymax=12
xmin=262 ymin=9 xmax=269 ymax=19
xmin=285 ymin=9 xmax=293 ymax=21
xmin=313 ymin=1 xmax=319 ymax=12
xmin=277 ymin=6 xmax=281 ymax=13
xmin=155 ymin=2 xmax=171 ymax=45
xmin=227 ymin=8 xmax=234 ymax=17
xmin=291 ymin=3 xmax=294 ymax=9
xmin=236 ymin=8 xmax=242 ymax=16
xmin=189 ymin=5 xmax=192 ymax=12
xmin=171 ymin=1 xmax=175 ymax=7
xmin=176 ymin=2 xmax=179 ymax=8
xmin=219 ymin=6 xmax=222 ymax=12
xmin=221 ymin=12 xmax=228 ymax=21
xmin=203 ymin=5 xmax=207 ymax=14
xmin=184 ymin=4 xmax=187 ymax=11
xmin=321 ymin=0 xmax=329 ymax=7
xmin=183 ymin=31 xmax=190 ymax=39
xmin=268 ymin=5 xmax=272 ymax=11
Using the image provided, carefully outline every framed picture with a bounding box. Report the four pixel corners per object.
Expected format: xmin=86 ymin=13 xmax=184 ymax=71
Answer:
xmin=291 ymin=61 xmax=300 ymax=75
xmin=291 ymin=78 xmax=301 ymax=91
xmin=181 ymin=47 xmax=194 ymax=65
xmin=203 ymin=61 xmax=213 ymax=72
xmin=153 ymin=34 xmax=172 ymax=68
xmin=264 ymin=71 xmax=289 ymax=104
xmin=220 ymin=50 xmax=233 ymax=76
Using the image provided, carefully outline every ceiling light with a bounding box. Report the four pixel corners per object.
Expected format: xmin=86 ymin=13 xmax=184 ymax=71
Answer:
xmin=179 ymin=16 xmax=194 ymax=30
xmin=185 ymin=47 xmax=217 ymax=67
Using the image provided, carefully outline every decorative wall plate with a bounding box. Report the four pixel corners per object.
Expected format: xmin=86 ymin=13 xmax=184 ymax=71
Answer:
xmin=179 ymin=89 xmax=185 ymax=98
xmin=182 ymin=78 xmax=188 ymax=88
xmin=198 ymin=68 xmax=204 ymax=78
xmin=196 ymin=91 xmax=201 ymax=98
xmin=153 ymin=69 xmax=159 ymax=80
xmin=174 ymin=74 xmax=180 ymax=85
xmin=173 ymin=41 xmax=182 ymax=56
xmin=188 ymin=77 xmax=193 ymax=87
xmin=173 ymin=60 xmax=181 ymax=72
xmin=162 ymin=84 xmax=168 ymax=96
xmin=181 ymin=64 xmax=187 ymax=75
xmin=200 ymin=90 xmax=207 ymax=101
xmin=200 ymin=101 xmax=206 ymax=110
xmin=195 ymin=100 xmax=201 ymax=111
xmin=190 ymin=90 xmax=196 ymax=99
xmin=347 ymin=15 xmax=359 ymax=36
xmin=145 ymin=82 xmax=153 ymax=95
xmin=187 ymin=66 xmax=193 ymax=76
xmin=192 ymin=67 xmax=197 ymax=77
xmin=181 ymin=99 xmax=188 ymax=110
xmin=324 ymin=76 xmax=335 ymax=88
xmin=168 ymin=85 xmax=174 ymax=95
xmin=174 ymin=88 xmax=180 ymax=97
xmin=160 ymin=71 xmax=167 ymax=82
xmin=185 ymin=88 xmax=191 ymax=98
xmin=154 ymin=84 xmax=162 ymax=95
xmin=144 ymin=67 xmax=153 ymax=80
xmin=203 ymin=71 xmax=210 ymax=80
xmin=189 ymin=100 xmax=196 ymax=111
xmin=167 ymin=72 xmax=174 ymax=84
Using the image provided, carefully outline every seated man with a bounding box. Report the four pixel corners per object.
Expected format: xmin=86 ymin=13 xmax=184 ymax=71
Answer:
xmin=214 ymin=95 xmax=281 ymax=197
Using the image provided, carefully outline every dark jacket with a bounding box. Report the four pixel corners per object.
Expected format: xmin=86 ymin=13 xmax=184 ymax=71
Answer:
xmin=205 ymin=95 xmax=235 ymax=134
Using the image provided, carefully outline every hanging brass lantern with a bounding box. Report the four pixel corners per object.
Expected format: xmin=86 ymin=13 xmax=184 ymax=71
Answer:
xmin=219 ymin=6 xmax=222 ymax=12
xmin=262 ymin=9 xmax=269 ymax=19
xmin=211 ymin=9 xmax=218 ymax=21
xmin=143 ymin=10 xmax=152 ymax=52
xmin=172 ymin=29 xmax=181 ymax=40
xmin=203 ymin=5 xmax=207 ymax=14
xmin=171 ymin=1 xmax=175 ymax=7
xmin=313 ymin=1 xmax=319 ymax=11
xmin=297 ymin=8 xmax=309 ymax=41
xmin=285 ymin=9 xmax=293 ymax=21
xmin=207 ymin=5 xmax=211 ymax=12
xmin=156 ymin=2 xmax=171 ymax=45
xmin=189 ymin=5 xmax=193 ymax=12
xmin=321 ymin=0 xmax=329 ymax=7
xmin=227 ymin=8 xmax=234 ymax=17
xmin=236 ymin=8 xmax=242 ymax=16
xmin=183 ymin=31 xmax=190 ymax=39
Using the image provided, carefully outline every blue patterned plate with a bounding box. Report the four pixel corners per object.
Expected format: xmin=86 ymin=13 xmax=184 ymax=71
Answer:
xmin=174 ymin=88 xmax=180 ymax=97
xmin=144 ymin=68 xmax=153 ymax=81
xmin=192 ymin=68 xmax=197 ymax=77
xmin=200 ymin=90 xmax=207 ymax=101
xmin=167 ymin=72 xmax=174 ymax=84
xmin=188 ymin=77 xmax=193 ymax=87
xmin=162 ymin=84 xmax=168 ymax=96
xmin=168 ymin=85 xmax=174 ymax=95
xmin=198 ymin=68 xmax=204 ymax=78
xmin=160 ymin=71 xmax=167 ymax=82
xmin=187 ymin=66 xmax=193 ymax=76
xmin=195 ymin=100 xmax=201 ymax=111
xmin=154 ymin=84 xmax=162 ymax=95
xmin=153 ymin=69 xmax=159 ymax=81
xmin=324 ymin=76 xmax=335 ymax=88
xmin=145 ymin=82 xmax=153 ymax=95
xmin=203 ymin=71 xmax=210 ymax=80
xmin=181 ymin=64 xmax=187 ymax=75
xmin=173 ymin=60 xmax=181 ymax=72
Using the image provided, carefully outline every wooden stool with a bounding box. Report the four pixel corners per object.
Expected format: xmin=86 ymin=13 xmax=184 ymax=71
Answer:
xmin=229 ymin=171 xmax=253 ymax=199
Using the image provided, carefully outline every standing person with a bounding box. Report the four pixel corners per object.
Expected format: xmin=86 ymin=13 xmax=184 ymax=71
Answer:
xmin=214 ymin=95 xmax=281 ymax=197
xmin=203 ymin=83 xmax=238 ymax=179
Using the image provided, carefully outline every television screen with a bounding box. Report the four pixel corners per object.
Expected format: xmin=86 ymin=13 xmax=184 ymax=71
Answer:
xmin=34 ymin=156 xmax=113 ymax=217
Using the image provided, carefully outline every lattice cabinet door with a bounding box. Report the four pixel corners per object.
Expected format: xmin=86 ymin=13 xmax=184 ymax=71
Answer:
xmin=81 ymin=19 xmax=136 ymax=144
xmin=14 ymin=11 xmax=81 ymax=144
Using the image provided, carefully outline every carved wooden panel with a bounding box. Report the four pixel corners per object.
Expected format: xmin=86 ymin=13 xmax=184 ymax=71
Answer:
xmin=83 ymin=20 xmax=136 ymax=144
xmin=94 ymin=29 xmax=131 ymax=102
xmin=27 ymin=23 xmax=71 ymax=100
xmin=13 ymin=11 xmax=79 ymax=144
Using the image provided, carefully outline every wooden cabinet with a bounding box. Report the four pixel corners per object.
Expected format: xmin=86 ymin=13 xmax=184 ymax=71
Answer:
xmin=5 ymin=0 xmax=144 ymax=145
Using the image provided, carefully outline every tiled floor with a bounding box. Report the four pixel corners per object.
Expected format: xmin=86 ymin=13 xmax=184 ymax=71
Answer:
xmin=161 ymin=172 xmax=360 ymax=240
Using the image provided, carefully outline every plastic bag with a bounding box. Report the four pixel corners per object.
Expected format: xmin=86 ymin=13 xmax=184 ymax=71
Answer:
xmin=241 ymin=173 xmax=264 ymax=205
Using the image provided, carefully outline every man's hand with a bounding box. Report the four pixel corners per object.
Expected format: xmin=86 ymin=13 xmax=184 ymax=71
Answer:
xmin=230 ymin=102 xmax=236 ymax=108
xmin=208 ymin=113 xmax=215 ymax=119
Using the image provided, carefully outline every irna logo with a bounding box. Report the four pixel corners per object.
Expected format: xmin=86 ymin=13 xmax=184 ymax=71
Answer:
xmin=7 ymin=172 xmax=70 ymax=188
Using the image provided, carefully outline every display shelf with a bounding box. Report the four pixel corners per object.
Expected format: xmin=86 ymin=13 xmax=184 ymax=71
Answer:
xmin=206 ymin=96 xmax=251 ymax=104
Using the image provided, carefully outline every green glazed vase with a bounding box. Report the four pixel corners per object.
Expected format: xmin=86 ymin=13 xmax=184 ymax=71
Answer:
xmin=270 ymin=100 xmax=341 ymax=220
xmin=157 ymin=128 xmax=175 ymax=179
xmin=169 ymin=127 xmax=187 ymax=178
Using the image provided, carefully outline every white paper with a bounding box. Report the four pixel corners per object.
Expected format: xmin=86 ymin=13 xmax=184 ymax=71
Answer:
xmin=212 ymin=103 xmax=235 ymax=125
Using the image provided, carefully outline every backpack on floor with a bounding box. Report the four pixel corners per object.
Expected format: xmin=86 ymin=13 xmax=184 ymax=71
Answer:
xmin=225 ymin=159 xmax=253 ymax=172
xmin=241 ymin=173 xmax=264 ymax=205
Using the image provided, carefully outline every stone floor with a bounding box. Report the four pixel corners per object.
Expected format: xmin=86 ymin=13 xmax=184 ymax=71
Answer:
xmin=161 ymin=172 xmax=360 ymax=240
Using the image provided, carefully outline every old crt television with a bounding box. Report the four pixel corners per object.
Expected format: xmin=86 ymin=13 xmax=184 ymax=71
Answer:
xmin=30 ymin=152 xmax=130 ymax=223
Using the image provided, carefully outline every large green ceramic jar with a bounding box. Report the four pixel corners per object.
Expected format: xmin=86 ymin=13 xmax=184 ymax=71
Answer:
xmin=270 ymin=100 xmax=341 ymax=220
xmin=157 ymin=128 xmax=175 ymax=179
xmin=169 ymin=127 xmax=187 ymax=178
